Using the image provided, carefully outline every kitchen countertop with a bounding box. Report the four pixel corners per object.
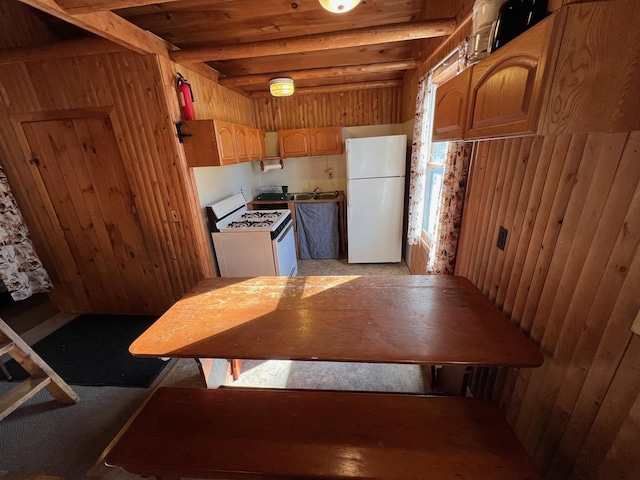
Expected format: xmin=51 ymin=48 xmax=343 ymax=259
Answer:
xmin=249 ymin=191 xmax=344 ymax=205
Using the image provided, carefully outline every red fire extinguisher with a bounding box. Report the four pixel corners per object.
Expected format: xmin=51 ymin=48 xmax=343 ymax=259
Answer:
xmin=177 ymin=73 xmax=195 ymax=121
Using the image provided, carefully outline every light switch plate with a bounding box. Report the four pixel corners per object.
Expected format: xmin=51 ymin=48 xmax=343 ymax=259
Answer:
xmin=631 ymin=308 xmax=640 ymax=336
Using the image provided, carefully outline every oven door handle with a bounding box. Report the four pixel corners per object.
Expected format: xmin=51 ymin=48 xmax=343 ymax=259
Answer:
xmin=277 ymin=222 xmax=293 ymax=242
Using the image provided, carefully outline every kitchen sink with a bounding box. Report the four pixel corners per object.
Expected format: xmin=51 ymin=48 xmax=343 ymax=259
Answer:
xmin=313 ymin=192 xmax=339 ymax=200
xmin=290 ymin=193 xmax=314 ymax=200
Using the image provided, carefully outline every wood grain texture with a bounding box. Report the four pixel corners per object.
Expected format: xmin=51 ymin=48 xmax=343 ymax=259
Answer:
xmin=0 ymin=50 xmax=215 ymax=314
xmin=105 ymin=387 xmax=542 ymax=480
xmin=544 ymin=0 xmax=640 ymax=135
xmin=129 ymin=275 xmax=543 ymax=368
xmin=455 ymin=131 xmax=640 ymax=479
xmin=157 ymin=56 xmax=256 ymax=126
xmin=253 ymin=87 xmax=403 ymax=131
xmin=169 ymin=19 xmax=456 ymax=63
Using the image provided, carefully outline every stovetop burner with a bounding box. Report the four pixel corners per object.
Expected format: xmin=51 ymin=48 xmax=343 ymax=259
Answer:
xmin=228 ymin=219 xmax=275 ymax=229
xmin=241 ymin=211 xmax=280 ymax=220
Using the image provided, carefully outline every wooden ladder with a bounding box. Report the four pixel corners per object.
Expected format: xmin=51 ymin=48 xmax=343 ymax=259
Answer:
xmin=0 ymin=317 xmax=78 ymax=421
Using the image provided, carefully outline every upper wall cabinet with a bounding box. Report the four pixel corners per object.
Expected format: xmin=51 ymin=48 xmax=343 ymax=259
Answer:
xmin=432 ymin=67 xmax=473 ymax=142
xmin=310 ymin=127 xmax=343 ymax=156
xmin=179 ymin=120 xmax=266 ymax=167
xmin=234 ymin=124 xmax=250 ymax=163
xmin=434 ymin=0 xmax=638 ymax=140
xmin=213 ymin=120 xmax=237 ymax=165
xmin=465 ymin=10 xmax=566 ymax=140
xmin=279 ymin=129 xmax=310 ymax=158
xmin=279 ymin=127 xmax=343 ymax=158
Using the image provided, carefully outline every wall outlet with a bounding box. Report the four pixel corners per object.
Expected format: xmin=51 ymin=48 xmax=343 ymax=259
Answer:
xmin=497 ymin=226 xmax=508 ymax=250
xmin=631 ymin=308 xmax=640 ymax=336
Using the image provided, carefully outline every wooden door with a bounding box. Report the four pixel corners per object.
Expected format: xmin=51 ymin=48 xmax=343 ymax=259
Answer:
xmin=279 ymin=129 xmax=310 ymax=158
xmin=310 ymin=127 xmax=343 ymax=156
xmin=213 ymin=121 xmax=237 ymax=165
xmin=465 ymin=12 xmax=564 ymax=140
xmin=432 ymin=67 xmax=472 ymax=142
xmin=258 ymin=129 xmax=267 ymax=159
xmin=234 ymin=124 xmax=250 ymax=162
xmin=21 ymin=115 xmax=160 ymax=314
xmin=246 ymin=127 xmax=261 ymax=161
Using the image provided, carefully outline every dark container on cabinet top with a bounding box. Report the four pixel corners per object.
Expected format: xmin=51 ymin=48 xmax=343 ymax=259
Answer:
xmin=491 ymin=0 xmax=548 ymax=51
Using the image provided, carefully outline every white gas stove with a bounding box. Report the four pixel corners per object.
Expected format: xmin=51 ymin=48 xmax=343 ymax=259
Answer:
xmin=206 ymin=193 xmax=297 ymax=277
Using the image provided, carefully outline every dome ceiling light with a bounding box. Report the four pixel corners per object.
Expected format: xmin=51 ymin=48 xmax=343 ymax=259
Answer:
xmin=269 ymin=78 xmax=295 ymax=97
xmin=319 ymin=0 xmax=361 ymax=14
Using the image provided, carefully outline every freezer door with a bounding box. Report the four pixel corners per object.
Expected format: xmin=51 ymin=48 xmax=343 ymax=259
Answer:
xmin=347 ymin=176 xmax=405 ymax=263
xmin=346 ymin=135 xmax=407 ymax=180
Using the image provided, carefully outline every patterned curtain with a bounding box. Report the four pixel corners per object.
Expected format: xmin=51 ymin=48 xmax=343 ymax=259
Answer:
xmin=0 ymin=162 xmax=52 ymax=300
xmin=407 ymin=74 xmax=434 ymax=245
xmin=428 ymin=141 xmax=473 ymax=274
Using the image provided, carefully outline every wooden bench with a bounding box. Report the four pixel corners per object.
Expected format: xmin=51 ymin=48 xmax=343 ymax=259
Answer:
xmin=105 ymin=386 xmax=541 ymax=480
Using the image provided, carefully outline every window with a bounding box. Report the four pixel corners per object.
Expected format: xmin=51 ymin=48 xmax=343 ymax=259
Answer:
xmin=419 ymin=49 xmax=459 ymax=245
xmin=422 ymin=142 xmax=448 ymax=240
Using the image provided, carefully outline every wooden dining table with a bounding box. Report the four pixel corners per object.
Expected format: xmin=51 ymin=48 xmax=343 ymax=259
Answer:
xmin=106 ymin=274 xmax=545 ymax=479
xmin=130 ymin=275 xmax=543 ymax=368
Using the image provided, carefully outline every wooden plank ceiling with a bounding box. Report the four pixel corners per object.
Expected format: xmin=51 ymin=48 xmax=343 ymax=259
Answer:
xmin=13 ymin=0 xmax=470 ymax=97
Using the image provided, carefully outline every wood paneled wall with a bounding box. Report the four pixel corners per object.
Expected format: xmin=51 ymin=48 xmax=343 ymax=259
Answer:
xmin=0 ymin=50 xmax=216 ymax=313
xmin=158 ymin=59 xmax=256 ymax=126
xmin=455 ymin=132 xmax=640 ymax=480
xmin=252 ymin=87 xmax=403 ymax=131
xmin=0 ymin=1 xmax=60 ymax=49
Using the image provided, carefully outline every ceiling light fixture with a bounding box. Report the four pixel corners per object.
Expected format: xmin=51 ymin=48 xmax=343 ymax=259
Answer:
xmin=319 ymin=0 xmax=361 ymax=14
xmin=269 ymin=78 xmax=295 ymax=97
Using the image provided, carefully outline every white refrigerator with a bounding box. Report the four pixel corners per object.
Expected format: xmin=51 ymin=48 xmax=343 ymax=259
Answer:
xmin=346 ymin=134 xmax=407 ymax=263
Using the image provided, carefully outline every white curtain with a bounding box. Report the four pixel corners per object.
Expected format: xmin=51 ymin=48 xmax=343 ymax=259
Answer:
xmin=0 ymin=161 xmax=52 ymax=300
xmin=406 ymin=74 xmax=435 ymax=245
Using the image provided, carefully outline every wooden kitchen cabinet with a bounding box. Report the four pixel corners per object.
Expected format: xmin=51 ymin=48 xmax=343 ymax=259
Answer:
xmin=542 ymin=0 xmax=640 ymax=135
xmin=279 ymin=129 xmax=311 ymax=158
xmin=465 ymin=10 xmax=566 ymax=140
xmin=180 ymin=120 xmax=236 ymax=167
xmin=279 ymin=127 xmax=343 ymax=158
xmin=310 ymin=127 xmax=343 ymax=155
xmin=213 ymin=120 xmax=237 ymax=165
xmin=180 ymin=120 xmax=268 ymax=167
xmin=247 ymin=127 xmax=262 ymax=161
xmin=258 ymin=129 xmax=267 ymax=159
xmin=432 ymin=67 xmax=473 ymax=142
xmin=234 ymin=124 xmax=250 ymax=162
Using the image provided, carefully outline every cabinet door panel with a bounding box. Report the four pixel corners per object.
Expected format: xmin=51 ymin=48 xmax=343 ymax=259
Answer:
xmin=310 ymin=127 xmax=343 ymax=155
xmin=279 ymin=129 xmax=310 ymax=158
xmin=234 ymin=125 xmax=250 ymax=162
xmin=466 ymin=11 xmax=565 ymax=140
xmin=433 ymin=68 xmax=472 ymax=142
xmin=247 ymin=127 xmax=261 ymax=161
xmin=470 ymin=59 xmax=536 ymax=131
xmin=214 ymin=121 xmax=238 ymax=165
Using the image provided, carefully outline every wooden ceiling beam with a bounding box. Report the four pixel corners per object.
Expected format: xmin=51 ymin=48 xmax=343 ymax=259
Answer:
xmin=171 ymin=19 xmax=457 ymax=64
xmin=0 ymin=37 xmax=125 ymax=65
xmin=219 ymin=60 xmax=421 ymax=88
xmin=18 ymin=0 xmax=173 ymax=57
xmin=54 ymin=0 xmax=180 ymax=15
xmin=248 ymin=80 xmax=404 ymax=98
